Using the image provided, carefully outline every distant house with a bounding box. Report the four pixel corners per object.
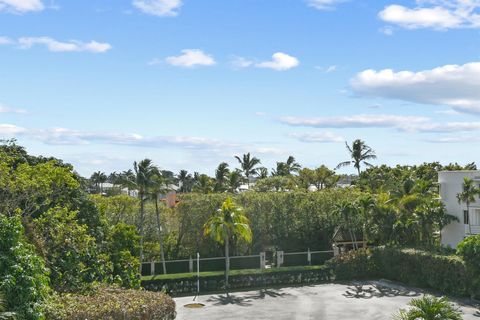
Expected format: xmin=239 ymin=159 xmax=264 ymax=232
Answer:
xmin=439 ymin=171 xmax=480 ymax=248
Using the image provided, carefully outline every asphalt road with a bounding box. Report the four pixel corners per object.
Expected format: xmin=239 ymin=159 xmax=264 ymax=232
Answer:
xmin=175 ymin=281 xmax=479 ymax=320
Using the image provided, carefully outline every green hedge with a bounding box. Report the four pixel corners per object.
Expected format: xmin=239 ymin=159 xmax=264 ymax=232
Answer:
xmin=329 ymin=247 xmax=475 ymax=298
xmin=142 ymin=266 xmax=332 ymax=295
xmin=45 ymin=287 xmax=176 ymax=320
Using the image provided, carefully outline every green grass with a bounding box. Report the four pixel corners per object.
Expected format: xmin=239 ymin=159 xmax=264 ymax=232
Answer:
xmin=142 ymin=265 xmax=328 ymax=281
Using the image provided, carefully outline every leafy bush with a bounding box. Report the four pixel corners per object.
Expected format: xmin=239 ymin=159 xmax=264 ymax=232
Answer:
xmin=393 ymin=295 xmax=462 ymax=320
xmin=34 ymin=207 xmax=109 ymax=293
xmin=0 ymin=215 xmax=50 ymax=320
xmin=109 ymin=223 xmax=141 ymax=288
xmin=457 ymin=235 xmax=480 ymax=269
xmin=46 ymin=287 xmax=176 ymax=320
xmin=329 ymin=247 xmax=472 ymax=298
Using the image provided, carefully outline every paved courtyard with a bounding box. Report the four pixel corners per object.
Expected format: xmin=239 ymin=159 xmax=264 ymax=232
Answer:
xmin=175 ymin=281 xmax=479 ymax=320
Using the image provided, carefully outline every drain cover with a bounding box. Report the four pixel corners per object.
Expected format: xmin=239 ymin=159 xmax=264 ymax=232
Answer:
xmin=184 ymin=303 xmax=205 ymax=309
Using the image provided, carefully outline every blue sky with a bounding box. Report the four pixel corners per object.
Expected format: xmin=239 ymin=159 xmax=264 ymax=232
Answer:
xmin=1 ymin=0 xmax=480 ymax=176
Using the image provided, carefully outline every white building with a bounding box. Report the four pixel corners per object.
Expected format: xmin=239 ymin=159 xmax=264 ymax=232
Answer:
xmin=439 ymin=171 xmax=480 ymax=248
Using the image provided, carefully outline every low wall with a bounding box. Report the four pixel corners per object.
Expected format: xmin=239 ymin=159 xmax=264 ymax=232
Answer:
xmin=142 ymin=267 xmax=333 ymax=295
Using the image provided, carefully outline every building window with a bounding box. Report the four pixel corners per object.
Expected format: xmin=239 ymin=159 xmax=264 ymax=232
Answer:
xmin=464 ymin=210 xmax=470 ymax=225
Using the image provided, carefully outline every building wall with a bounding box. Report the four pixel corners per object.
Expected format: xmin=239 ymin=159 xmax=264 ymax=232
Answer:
xmin=439 ymin=171 xmax=480 ymax=248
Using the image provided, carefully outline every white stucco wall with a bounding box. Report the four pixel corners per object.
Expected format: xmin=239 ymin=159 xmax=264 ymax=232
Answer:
xmin=439 ymin=171 xmax=480 ymax=248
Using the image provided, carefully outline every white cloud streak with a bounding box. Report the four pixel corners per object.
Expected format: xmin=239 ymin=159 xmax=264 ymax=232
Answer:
xmin=351 ymin=61 xmax=480 ymax=115
xmin=0 ymin=0 xmax=44 ymax=13
xmin=289 ymin=132 xmax=345 ymax=143
xmin=0 ymin=103 xmax=27 ymax=114
xmin=379 ymin=1 xmax=480 ymax=30
xmin=17 ymin=37 xmax=112 ymax=53
xmin=280 ymin=114 xmax=480 ymax=133
xmin=165 ymin=49 xmax=216 ymax=68
xmin=133 ymin=0 xmax=182 ymax=17
xmin=307 ymin=0 xmax=347 ymax=10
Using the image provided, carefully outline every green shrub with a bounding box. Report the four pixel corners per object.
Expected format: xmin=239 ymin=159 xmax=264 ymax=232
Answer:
xmin=46 ymin=287 xmax=176 ymax=320
xmin=109 ymin=223 xmax=140 ymax=288
xmin=457 ymin=235 xmax=480 ymax=269
xmin=393 ymin=295 xmax=462 ymax=320
xmin=329 ymin=247 xmax=472 ymax=298
xmin=0 ymin=215 xmax=50 ymax=320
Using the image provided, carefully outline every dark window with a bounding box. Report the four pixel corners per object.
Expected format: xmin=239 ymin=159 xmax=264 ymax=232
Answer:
xmin=464 ymin=210 xmax=469 ymax=225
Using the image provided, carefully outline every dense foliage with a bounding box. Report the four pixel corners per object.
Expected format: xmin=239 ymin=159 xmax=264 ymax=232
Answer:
xmin=0 ymin=215 xmax=50 ymax=320
xmin=329 ymin=247 xmax=476 ymax=298
xmin=46 ymin=287 xmax=176 ymax=320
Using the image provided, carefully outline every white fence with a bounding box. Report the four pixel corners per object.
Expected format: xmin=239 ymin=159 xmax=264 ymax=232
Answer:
xmin=142 ymin=249 xmax=334 ymax=276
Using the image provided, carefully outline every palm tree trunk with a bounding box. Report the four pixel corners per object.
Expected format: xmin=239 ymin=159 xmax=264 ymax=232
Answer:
xmin=225 ymin=236 xmax=230 ymax=293
xmin=155 ymin=195 xmax=167 ymax=275
xmin=467 ymin=203 xmax=472 ymax=235
xmin=139 ymin=194 xmax=145 ymax=273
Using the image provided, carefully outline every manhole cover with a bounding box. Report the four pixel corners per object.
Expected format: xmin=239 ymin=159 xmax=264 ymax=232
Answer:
xmin=184 ymin=303 xmax=205 ymax=309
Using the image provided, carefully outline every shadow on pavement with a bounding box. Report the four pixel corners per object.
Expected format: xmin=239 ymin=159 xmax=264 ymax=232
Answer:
xmin=207 ymin=289 xmax=291 ymax=307
xmin=343 ymin=283 xmax=421 ymax=299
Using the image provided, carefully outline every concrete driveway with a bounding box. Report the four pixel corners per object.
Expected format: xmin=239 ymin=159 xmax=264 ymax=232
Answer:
xmin=175 ymin=281 xmax=479 ymax=320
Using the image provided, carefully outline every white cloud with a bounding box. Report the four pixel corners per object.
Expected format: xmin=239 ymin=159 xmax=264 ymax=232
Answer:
xmin=18 ymin=37 xmax=112 ymax=53
xmin=280 ymin=114 xmax=429 ymax=129
xmin=0 ymin=0 xmax=44 ymax=13
xmin=0 ymin=36 xmax=12 ymax=44
xmin=230 ymin=56 xmax=254 ymax=69
xmin=165 ymin=49 xmax=216 ymax=68
xmin=279 ymin=114 xmax=480 ymax=133
xmin=307 ymin=0 xmax=347 ymax=10
xmin=379 ymin=1 xmax=480 ymax=30
xmin=0 ymin=103 xmax=27 ymax=114
xmin=380 ymin=26 xmax=394 ymax=35
xmin=316 ymin=65 xmax=337 ymax=73
xmin=426 ymin=135 xmax=480 ymax=143
xmin=0 ymin=124 xmax=237 ymax=150
xmin=289 ymin=132 xmax=344 ymax=143
xmin=133 ymin=0 xmax=182 ymax=16
xmin=351 ymin=61 xmax=480 ymax=114
xmin=256 ymin=52 xmax=300 ymax=71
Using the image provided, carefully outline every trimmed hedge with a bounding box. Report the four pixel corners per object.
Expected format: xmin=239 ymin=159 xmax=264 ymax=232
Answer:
xmin=328 ymin=247 xmax=475 ymax=298
xmin=143 ymin=266 xmax=332 ymax=295
xmin=45 ymin=287 xmax=176 ymax=320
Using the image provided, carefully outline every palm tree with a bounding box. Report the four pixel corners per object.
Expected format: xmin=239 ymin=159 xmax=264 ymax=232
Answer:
xmin=151 ymin=173 xmax=168 ymax=275
xmin=193 ymin=174 xmax=214 ymax=194
xmin=177 ymin=170 xmax=193 ymax=193
xmin=235 ymin=153 xmax=261 ymax=187
xmin=272 ymin=156 xmax=301 ymax=176
xmin=227 ymin=169 xmax=245 ymax=193
xmin=335 ymin=201 xmax=360 ymax=250
xmin=356 ymin=195 xmax=376 ymax=245
xmin=214 ymin=162 xmax=230 ymax=192
xmin=90 ymin=171 xmax=107 ymax=193
xmin=124 ymin=159 xmax=158 ymax=268
xmin=204 ymin=197 xmax=252 ymax=293
xmin=336 ymin=139 xmax=377 ymax=176
xmin=258 ymin=167 xmax=269 ymax=179
xmin=457 ymin=177 xmax=480 ymax=235
xmin=393 ymin=295 xmax=462 ymax=320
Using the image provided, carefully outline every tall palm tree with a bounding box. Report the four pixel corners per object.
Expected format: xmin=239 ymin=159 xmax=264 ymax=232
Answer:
xmin=235 ymin=153 xmax=261 ymax=187
xmin=124 ymin=159 xmax=158 ymax=268
xmin=227 ymin=169 xmax=245 ymax=193
xmin=336 ymin=139 xmax=377 ymax=176
xmin=193 ymin=174 xmax=214 ymax=194
xmin=258 ymin=167 xmax=269 ymax=179
xmin=151 ymin=173 xmax=168 ymax=275
xmin=457 ymin=177 xmax=480 ymax=235
xmin=335 ymin=201 xmax=360 ymax=250
xmin=177 ymin=170 xmax=193 ymax=193
xmin=356 ymin=195 xmax=376 ymax=245
xmin=204 ymin=197 xmax=252 ymax=293
xmin=214 ymin=162 xmax=230 ymax=192
xmin=272 ymin=156 xmax=301 ymax=176
xmin=90 ymin=171 xmax=107 ymax=193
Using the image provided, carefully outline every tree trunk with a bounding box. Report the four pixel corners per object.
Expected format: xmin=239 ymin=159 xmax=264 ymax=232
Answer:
xmin=155 ymin=195 xmax=167 ymax=275
xmin=139 ymin=194 xmax=145 ymax=273
xmin=467 ymin=203 xmax=472 ymax=235
xmin=225 ymin=236 xmax=230 ymax=294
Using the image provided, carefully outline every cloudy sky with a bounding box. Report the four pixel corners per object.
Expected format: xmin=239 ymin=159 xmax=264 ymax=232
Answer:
xmin=1 ymin=0 xmax=480 ymax=176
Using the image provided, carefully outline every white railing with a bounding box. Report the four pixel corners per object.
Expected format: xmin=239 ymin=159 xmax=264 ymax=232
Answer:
xmin=466 ymin=225 xmax=480 ymax=235
xmin=142 ymin=249 xmax=334 ymax=277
